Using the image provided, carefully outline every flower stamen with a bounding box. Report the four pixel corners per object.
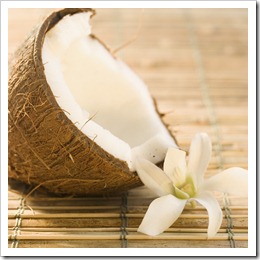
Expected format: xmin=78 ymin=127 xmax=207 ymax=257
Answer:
xmin=176 ymin=176 xmax=197 ymax=199
xmin=173 ymin=186 xmax=190 ymax=199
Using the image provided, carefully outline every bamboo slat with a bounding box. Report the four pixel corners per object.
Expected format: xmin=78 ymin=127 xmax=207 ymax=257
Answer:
xmin=8 ymin=8 xmax=248 ymax=249
xmin=8 ymin=188 xmax=248 ymax=248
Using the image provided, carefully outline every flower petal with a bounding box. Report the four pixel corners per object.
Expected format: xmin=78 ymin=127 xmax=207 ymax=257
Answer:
xmin=163 ymin=148 xmax=187 ymax=186
xmin=194 ymin=191 xmax=223 ymax=238
xmin=138 ymin=194 xmax=186 ymax=236
xmin=135 ymin=158 xmax=173 ymax=197
xmin=203 ymin=167 xmax=248 ymax=196
xmin=187 ymin=133 xmax=212 ymax=188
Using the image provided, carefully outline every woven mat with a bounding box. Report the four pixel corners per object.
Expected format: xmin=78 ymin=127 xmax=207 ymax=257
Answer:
xmin=8 ymin=8 xmax=248 ymax=248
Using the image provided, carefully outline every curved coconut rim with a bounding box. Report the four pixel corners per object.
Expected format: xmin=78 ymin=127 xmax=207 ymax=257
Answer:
xmin=34 ymin=9 xmax=95 ymax=75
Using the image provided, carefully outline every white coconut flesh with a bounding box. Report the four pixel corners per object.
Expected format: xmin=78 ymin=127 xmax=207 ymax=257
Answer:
xmin=42 ymin=12 xmax=177 ymax=171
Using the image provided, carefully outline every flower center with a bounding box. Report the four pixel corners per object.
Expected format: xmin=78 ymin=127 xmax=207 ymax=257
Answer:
xmin=173 ymin=176 xmax=196 ymax=200
xmin=180 ymin=177 xmax=196 ymax=197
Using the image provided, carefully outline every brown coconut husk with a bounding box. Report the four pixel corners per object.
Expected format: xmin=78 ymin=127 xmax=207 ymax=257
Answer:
xmin=8 ymin=8 xmax=173 ymax=197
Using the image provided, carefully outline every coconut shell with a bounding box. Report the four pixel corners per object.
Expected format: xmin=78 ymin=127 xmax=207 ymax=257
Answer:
xmin=8 ymin=8 xmax=171 ymax=196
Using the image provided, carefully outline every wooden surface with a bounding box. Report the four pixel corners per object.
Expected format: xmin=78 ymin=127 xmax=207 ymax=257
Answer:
xmin=8 ymin=8 xmax=248 ymax=249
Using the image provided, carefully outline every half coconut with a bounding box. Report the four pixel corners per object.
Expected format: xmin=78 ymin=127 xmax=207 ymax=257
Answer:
xmin=8 ymin=8 xmax=177 ymax=196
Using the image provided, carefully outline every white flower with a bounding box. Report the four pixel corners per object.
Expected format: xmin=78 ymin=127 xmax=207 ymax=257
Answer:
xmin=134 ymin=133 xmax=248 ymax=238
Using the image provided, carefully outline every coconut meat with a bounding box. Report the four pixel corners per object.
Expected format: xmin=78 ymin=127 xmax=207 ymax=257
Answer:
xmin=42 ymin=12 xmax=177 ymax=171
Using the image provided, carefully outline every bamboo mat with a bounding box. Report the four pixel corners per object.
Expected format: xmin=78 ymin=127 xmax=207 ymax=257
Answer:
xmin=8 ymin=8 xmax=248 ymax=248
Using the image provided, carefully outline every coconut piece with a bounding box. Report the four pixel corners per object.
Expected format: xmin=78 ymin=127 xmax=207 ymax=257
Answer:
xmin=8 ymin=8 xmax=177 ymax=196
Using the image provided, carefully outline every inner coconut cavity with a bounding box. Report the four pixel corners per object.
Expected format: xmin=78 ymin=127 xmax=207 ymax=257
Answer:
xmin=42 ymin=12 xmax=177 ymax=171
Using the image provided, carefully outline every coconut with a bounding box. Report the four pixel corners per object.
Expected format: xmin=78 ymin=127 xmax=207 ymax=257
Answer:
xmin=8 ymin=8 xmax=177 ymax=196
